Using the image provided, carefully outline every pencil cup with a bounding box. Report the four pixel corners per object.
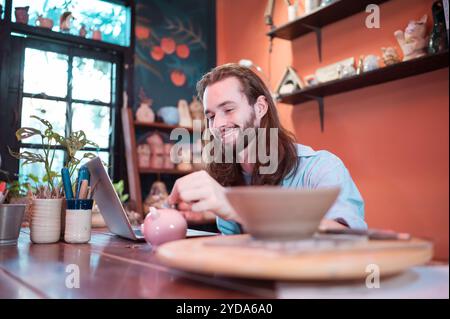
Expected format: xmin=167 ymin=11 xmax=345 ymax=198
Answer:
xmin=64 ymin=199 xmax=93 ymax=244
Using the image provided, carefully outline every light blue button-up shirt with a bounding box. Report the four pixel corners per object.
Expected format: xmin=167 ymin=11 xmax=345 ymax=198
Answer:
xmin=217 ymin=144 xmax=367 ymax=234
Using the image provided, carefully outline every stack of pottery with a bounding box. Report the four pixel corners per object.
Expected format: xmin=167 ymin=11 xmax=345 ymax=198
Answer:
xmin=163 ymin=143 xmax=175 ymax=169
xmin=146 ymin=133 xmax=164 ymax=169
xmin=137 ymin=144 xmax=151 ymax=168
xmin=30 ymin=198 xmax=63 ymax=244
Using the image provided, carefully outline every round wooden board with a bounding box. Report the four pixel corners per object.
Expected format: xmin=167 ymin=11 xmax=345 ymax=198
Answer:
xmin=155 ymin=234 xmax=433 ymax=281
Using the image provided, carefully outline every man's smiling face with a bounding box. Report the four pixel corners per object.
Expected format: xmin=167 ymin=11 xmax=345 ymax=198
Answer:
xmin=203 ymin=77 xmax=257 ymax=148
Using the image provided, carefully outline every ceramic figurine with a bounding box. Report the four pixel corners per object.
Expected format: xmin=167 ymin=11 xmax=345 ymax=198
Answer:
xmin=189 ymin=96 xmax=205 ymax=130
xmin=287 ymin=0 xmax=299 ymax=22
xmin=141 ymin=207 xmax=187 ymax=247
xmin=36 ymin=15 xmax=54 ymax=29
xmin=363 ymin=55 xmax=380 ymax=72
xmin=137 ymin=144 xmax=151 ymax=168
xmin=320 ymin=0 xmax=335 ymax=7
xmin=92 ymin=29 xmax=102 ymax=41
xmin=146 ymin=132 xmax=164 ymax=155
xmin=338 ymin=63 xmax=356 ymax=78
xmin=176 ymin=147 xmax=193 ymax=172
xmin=163 ymin=144 xmax=174 ymax=169
xmin=59 ymin=11 xmax=73 ymax=32
xmin=304 ymin=0 xmax=320 ymax=14
xmin=15 ymin=6 xmax=29 ymax=24
xmin=136 ymin=101 xmax=155 ymax=123
xmin=394 ymin=15 xmax=429 ymax=61
xmin=177 ymin=99 xmax=193 ymax=128
xmin=143 ymin=181 xmax=169 ymax=214
xmin=429 ymin=0 xmax=448 ymax=54
xmin=79 ymin=24 xmax=87 ymax=38
xmin=356 ymin=55 xmax=364 ymax=74
xmin=157 ymin=106 xmax=179 ymax=125
xmin=381 ymin=47 xmax=401 ymax=66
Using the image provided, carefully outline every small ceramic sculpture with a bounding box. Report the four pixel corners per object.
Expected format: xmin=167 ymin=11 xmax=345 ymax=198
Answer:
xmin=163 ymin=144 xmax=174 ymax=169
xmin=137 ymin=144 xmax=151 ymax=168
xmin=143 ymin=181 xmax=169 ymax=214
xmin=394 ymin=15 xmax=429 ymax=61
xmin=136 ymin=101 xmax=155 ymax=123
xmin=146 ymin=132 xmax=164 ymax=155
xmin=36 ymin=15 xmax=54 ymax=29
xmin=79 ymin=24 xmax=87 ymax=38
xmin=15 ymin=6 xmax=29 ymax=24
xmin=363 ymin=55 xmax=380 ymax=72
xmin=59 ymin=11 xmax=73 ymax=32
xmin=338 ymin=63 xmax=356 ymax=78
xmin=176 ymin=147 xmax=193 ymax=171
xmin=356 ymin=55 xmax=364 ymax=75
xmin=157 ymin=106 xmax=179 ymax=125
xmin=92 ymin=29 xmax=102 ymax=41
xmin=141 ymin=207 xmax=187 ymax=247
xmin=381 ymin=47 xmax=401 ymax=66
xmin=189 ymin=97 xmax=205 ymax=130
xmin=428 ymin=0 xmax=448 ymax=54
xmin=177 ymin=99 xmax=192 ymax=128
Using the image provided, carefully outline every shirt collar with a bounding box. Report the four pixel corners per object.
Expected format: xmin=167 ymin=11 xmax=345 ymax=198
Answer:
xmin=296 ymin=144 xmax=317 ymax=157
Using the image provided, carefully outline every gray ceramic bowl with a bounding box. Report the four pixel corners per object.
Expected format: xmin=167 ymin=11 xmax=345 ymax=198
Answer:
xmin=0 ymin=204 xmax=26 ymax=245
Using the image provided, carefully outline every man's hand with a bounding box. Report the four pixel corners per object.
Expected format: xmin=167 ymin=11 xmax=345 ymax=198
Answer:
xmin=167 ymin=170 xmax=242 ymax=223
xmin=176 ymin=201 xmax=216 ymax=224
xmin=318 ymin=219 xmax=349 ymax=231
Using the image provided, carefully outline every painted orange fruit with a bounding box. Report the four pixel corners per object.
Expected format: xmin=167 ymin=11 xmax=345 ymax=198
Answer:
xmin=161 ymin=37 xmax=176 ymax=54
xmin=170 ymin=70 xmax=186 ymax=87
xmin=150 ymin=46 xmax=165 ymax=61
xmin=135 ymin=26 xmax=151 ymax=40
xmin=176 ymin=44 xmax=190 ymax=59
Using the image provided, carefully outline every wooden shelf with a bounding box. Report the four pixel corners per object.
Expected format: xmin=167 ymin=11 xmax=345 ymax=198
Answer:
xmin=139 ymin=168 xmax=195 ymax=175
xmin=278 ymin=51 xmax=449 ymax=105
xmin=10 ymin=22 xmax=128 ymax=52
xmin=135 ymin=121 xmax=193 ymax=132
xmin=267 ymin=0 xmax=389 ymax=41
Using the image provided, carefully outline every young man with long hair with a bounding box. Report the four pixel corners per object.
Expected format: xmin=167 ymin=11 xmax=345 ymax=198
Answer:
xmin=167 ymin=64 xmax=366 ymax=234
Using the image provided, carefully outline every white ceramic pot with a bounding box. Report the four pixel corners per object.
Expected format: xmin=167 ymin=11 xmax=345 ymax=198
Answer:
xmin=64 ymin=209 xmax=92 ymax=243
xmin=30 ymin=198 xmax=63 ymax=244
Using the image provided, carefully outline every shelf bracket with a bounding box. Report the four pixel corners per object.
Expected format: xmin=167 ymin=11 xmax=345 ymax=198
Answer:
xmin=304 ymin=94 xmax=325 ymax=132
xmin=301 ymin=24 xmax=322 ymax=62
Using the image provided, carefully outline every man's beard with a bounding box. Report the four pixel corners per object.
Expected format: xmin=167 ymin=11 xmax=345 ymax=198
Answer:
xmin=217 ymin=111 xmax=257 ymax=161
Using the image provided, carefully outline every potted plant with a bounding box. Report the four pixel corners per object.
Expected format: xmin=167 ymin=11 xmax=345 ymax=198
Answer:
xmin=9 ymin=115 xmax=98 ymax=243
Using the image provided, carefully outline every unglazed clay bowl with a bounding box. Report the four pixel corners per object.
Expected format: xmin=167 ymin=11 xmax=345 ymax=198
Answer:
xmin=225 ymin=186 xmax=340 ymax=240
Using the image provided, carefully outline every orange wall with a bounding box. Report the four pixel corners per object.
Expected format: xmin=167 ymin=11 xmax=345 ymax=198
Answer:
xmin=217 ymin=0 xmax=449 ymax=260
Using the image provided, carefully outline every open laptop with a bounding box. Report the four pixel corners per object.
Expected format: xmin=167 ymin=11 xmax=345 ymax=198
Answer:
xmin=85 ymin=157 xmax=217 ymax=241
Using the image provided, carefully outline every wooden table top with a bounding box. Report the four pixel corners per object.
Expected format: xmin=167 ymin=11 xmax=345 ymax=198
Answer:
xmin=0 ymin=228 xmax=276 ymax=299
xmin=1 ymin=228 xmax=447 ymax=299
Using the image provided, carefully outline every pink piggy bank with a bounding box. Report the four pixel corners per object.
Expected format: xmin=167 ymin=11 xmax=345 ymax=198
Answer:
xmin=142 ymin=207 xmax=187 ymax=247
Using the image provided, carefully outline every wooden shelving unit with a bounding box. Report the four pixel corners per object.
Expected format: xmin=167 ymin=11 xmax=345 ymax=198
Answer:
xmin=139 ymin=168 xmax=194 ymax=175
xmin=278 ymin=51 xmax=449 ymax=105
xmin=122 ymin=107 xmax=197 ymax=214
xmin=266 ymin=0 xmax=449 ymax=131
xmin=135 ymin=121 xmax=193 ymax=132
xmin=267 ymin=0 xmax=390 ymax=61
xmin=267 ymin=0 xmax=389 ymax=41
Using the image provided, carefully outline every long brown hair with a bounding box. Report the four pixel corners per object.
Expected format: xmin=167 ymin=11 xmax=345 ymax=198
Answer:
xmin=196 ymin=63 xmax=298 ymax=186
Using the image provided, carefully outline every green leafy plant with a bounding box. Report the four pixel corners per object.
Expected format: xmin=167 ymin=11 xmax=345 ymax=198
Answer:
xmin=113 ymin=180 xmax=129 ymax=203
xmin=9 ymin=115 xmax=99 ymax=198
